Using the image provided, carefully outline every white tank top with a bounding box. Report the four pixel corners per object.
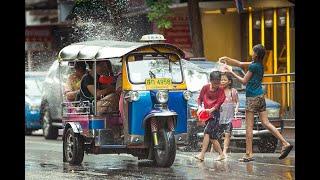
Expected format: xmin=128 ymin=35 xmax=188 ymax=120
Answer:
xmin=219 ymin=88 xmax=237 ymax=124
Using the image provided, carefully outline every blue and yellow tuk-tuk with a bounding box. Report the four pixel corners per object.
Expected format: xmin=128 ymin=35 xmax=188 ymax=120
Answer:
xmin=59 ymin=38 xmax=191 ymax=167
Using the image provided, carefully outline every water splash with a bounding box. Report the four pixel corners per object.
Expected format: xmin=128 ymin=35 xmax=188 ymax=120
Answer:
xmin=68 ymin=0 xmax=139 ymax=42
xmin=26 ymin=0 xmax=152 ymax=72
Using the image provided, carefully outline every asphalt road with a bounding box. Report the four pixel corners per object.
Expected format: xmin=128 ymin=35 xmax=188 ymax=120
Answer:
xmin=26 ymin=135 xmax=295 ymax=180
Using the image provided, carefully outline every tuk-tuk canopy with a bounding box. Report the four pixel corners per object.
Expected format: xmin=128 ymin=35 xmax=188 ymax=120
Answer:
xmin=58 ymin=40 xmax=185 ymax=61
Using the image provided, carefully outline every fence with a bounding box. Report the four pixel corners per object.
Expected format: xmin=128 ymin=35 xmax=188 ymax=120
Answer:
xmin=262 ymin=73 xmax=295 ymax=119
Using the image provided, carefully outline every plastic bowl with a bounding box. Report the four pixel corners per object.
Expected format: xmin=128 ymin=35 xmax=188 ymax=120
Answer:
xmin=198 ymin=110 xmax=211 ymax=122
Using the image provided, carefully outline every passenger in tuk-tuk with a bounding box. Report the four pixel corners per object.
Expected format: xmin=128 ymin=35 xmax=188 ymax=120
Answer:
xmin=79 ymin=60 xmax=119 ymax=114
xmin=64 ymin=61 xmax=86 ymax=101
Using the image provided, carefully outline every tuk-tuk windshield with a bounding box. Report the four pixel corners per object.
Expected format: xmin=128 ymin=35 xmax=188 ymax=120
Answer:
xmin=127 ymin=58 xmax=183 ymax=84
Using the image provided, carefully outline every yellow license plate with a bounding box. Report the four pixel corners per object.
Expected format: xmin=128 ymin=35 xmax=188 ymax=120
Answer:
xmin=145 ymin=78 xmax=173 ymax=90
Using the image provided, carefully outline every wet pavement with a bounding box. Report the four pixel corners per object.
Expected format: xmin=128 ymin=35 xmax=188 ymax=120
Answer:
xmin=26 ymin=135 xmax=295 ymax=180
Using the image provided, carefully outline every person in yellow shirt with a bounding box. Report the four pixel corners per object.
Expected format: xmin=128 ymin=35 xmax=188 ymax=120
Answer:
xmin=64 ymin=61 xmax=86 ymax=101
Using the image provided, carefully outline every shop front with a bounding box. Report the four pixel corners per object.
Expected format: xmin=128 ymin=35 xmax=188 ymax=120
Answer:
xmin=25 ymin=25 xmax=56 ymax=71
xmin=162 ymin=0 xmax=294 ymax=111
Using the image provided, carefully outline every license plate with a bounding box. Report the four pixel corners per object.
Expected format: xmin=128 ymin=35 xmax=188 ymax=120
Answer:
xmin=145 ymin=78 xmax=173 ymax=90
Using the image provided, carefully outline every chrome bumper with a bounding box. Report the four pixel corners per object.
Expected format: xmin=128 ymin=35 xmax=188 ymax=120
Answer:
xmin=52 ymin=122 xmax=63 ymax=127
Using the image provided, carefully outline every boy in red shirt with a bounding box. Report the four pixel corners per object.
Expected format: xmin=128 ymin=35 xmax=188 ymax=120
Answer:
xmin=194 ymin=71 xmax=226 ymax=161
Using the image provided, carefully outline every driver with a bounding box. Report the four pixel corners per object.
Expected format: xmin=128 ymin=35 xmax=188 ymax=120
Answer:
xmin=79 ymin=60 xmax=119 ymax=114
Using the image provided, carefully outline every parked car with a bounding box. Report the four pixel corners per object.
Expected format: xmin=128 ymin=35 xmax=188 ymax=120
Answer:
xmin=25 ymin=71 xmax=46 ymax=135
xmin=183 ymin=60 xmax=282 ymax=153
xmin=40 ymin=60 xmax=71 ymax=139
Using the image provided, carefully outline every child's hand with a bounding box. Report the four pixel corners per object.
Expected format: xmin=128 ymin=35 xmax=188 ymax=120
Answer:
xmin=196 ymin=108 xmax=203 ymax=117
xmin=205 ymin=107 xmax=215 ymax=114
xmin=218 ymin=56 xmax=229 ymax=63
xmin=224 ymin=65 xmax=233 ymax=72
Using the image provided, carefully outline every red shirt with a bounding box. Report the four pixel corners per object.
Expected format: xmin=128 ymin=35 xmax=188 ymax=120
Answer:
xmin=198 ymin=84 xmax=226 ymax=110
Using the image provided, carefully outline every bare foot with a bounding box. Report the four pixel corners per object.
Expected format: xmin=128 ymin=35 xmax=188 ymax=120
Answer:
xmin=215 ymin=154 xmax=226 ymax=161
xmin=223 ymin=153 xmax=228 ymax=158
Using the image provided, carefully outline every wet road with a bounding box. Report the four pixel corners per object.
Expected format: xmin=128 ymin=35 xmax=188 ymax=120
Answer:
xmin=26 ymin=135 xmax=295 ymax=180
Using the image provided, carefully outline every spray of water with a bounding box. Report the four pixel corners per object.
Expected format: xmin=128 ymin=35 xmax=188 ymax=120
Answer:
xmin=26 ymin=0 xmax=151 ymax=72
xmin=69 ymin=0 xmax=138 ymax=42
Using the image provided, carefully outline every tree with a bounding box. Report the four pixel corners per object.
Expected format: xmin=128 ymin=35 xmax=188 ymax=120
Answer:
xmin=146 ymin=0 xmax=204 ymax=57
xmin=146 ymin=0 xmax=173 ymax=30
xmin=187 ymin=0 xmax=204 ymax=57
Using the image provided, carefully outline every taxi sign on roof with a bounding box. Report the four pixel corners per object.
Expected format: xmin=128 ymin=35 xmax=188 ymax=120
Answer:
xmin=140 ymin=34 xmax=166 ymax=42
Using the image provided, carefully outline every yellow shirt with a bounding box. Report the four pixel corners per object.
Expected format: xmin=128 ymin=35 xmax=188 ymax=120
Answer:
xmin=65 ymin=73 xmax=81 ymax=92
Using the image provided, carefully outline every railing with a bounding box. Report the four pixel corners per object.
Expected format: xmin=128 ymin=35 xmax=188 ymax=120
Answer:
xmin=262 ymin=73 xmax=295 ymax=119
xmin=62 ymin=101 xmax=91 ymax=117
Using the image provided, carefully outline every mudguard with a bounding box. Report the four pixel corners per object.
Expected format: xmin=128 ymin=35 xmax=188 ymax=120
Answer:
xmin=64 ymin=122 xmax=83 ymax=135
xmin=142 ymin=109 xmax=178 ymax=128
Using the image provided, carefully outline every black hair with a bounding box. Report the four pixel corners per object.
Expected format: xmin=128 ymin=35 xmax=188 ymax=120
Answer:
xmin=209 ymin=71 xmax=221 ymax=81
xmin=74 ymin=61 xmax=86 ymax=71
xmin=252 ymin=44 xmax=266 ymax=63
xmin=221 ymin=72 xmax=233 ymax=89
xmin=86 ymin=60 xmax=113 ymax=76
xmin=86 ymin=61 xmax=108 ymax=69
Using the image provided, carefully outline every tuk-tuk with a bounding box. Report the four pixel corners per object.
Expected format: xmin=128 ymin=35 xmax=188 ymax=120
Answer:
xmin=59 ymin=38 xmax=191 ymax=167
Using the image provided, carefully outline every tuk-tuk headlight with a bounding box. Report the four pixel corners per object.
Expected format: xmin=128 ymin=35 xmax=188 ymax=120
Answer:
xmin=156 ymin=90 xmax=169 ymax=104
xmin=183 ymin=90 xmax=192 ymax=101
xmin=125 ymin=91 xmax=140 ymax=102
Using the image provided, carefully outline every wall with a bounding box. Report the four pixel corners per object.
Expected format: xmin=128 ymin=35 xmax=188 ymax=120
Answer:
xmin=155 ymin=8 xmax=193 ymax=58
xmin=201 ymin=12 xmax=241 ymax=61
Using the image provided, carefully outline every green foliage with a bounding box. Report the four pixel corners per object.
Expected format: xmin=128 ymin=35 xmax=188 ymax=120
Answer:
xmin=146 ymin=0 xmax=173 ymax=30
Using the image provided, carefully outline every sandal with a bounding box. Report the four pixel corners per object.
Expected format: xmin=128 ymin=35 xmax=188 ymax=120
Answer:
xmin=238 ymin=156 xmax=255 ymax=162
xmin=279 ymin=145 xmax=293 ymax=160
xmin=194 ymin=156 xmax=204 ymax=162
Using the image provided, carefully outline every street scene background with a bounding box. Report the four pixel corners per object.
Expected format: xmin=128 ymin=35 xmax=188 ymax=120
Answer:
xmin=25 ymin=0 xmax=295 ymax=179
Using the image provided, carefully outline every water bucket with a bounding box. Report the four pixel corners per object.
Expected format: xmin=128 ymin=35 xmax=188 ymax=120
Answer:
xmin=218 ymin=62 xmax=232 ymax=72
xmin=198 ymin=110 xmax=211 ymax=122
xmin=231 ymin=113 xmax=242 ymax=128
xmin=218 ymin=59 xmax=232 ymax=72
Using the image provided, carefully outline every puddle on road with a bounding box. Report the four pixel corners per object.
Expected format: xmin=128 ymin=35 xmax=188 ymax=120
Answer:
xmin=63 ymin=163 xmax=87 ymax=173
xmin=39 ymin=163 xmax=59 ymax=170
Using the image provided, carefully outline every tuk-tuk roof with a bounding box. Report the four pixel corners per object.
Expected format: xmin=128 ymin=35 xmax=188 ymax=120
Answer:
xmin=58 ymin=40 xmax=185 ymax=61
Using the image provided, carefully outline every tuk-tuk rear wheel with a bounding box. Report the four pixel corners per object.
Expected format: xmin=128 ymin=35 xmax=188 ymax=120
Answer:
xmin=154 ymin=129 xmax=176 ymax=167
xmin=63 ymin=128 xmax=84 ymax=165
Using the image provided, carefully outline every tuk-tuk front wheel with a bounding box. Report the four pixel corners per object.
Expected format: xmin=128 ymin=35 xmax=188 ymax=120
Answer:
xmin=63 ymin=128 xmax=84 ymax=165
xmin=154 ymin=129 xmax=176 ymax=167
